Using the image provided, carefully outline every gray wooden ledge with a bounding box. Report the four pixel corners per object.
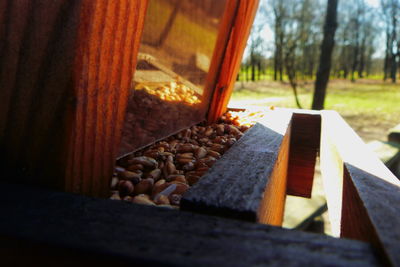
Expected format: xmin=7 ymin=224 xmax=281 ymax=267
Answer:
xmin=0 ymin=182 xmax=380 ymax=266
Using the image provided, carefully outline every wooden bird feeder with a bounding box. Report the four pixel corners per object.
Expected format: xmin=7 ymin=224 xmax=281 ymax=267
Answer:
xmin=0 ymin=0 xmax=399 ymax=266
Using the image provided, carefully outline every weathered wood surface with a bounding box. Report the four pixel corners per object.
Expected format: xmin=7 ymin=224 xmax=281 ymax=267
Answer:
xmin=287 ymin=112 xmax=321 ymax=198
xmin=0 ymin=1 xmax=148 ymax=197
xmin=207 ymin=0 xmax=260 ymax=123
xmin=320 ymin=110 xmax=400 ymax=266
xmin=0 ymin=182 xmax=380 ymax=266
xmin=181 ymin=110 xmax=292 ymax=226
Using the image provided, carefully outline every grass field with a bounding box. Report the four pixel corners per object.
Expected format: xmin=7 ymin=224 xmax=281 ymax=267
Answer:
xmin=230 ymin=79 xmax=400 ymax=142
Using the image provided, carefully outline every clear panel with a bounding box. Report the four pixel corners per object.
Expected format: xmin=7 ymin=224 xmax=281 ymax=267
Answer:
xmin=119 ymin=0 xmax=228 ymax=156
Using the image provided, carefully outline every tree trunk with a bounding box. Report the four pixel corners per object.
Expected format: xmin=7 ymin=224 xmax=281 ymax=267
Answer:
xmin=274 ymin=52 xmax=278 ymax=81
xmin=311 ymin=0 xmax=338 ymax=110
xmin=155 ymin=0 xmax=181 ymax=47
xmin=251 ymin=52 xmax=256 ymax=81
xmin=358 ymin=39 xmax=366 ymax=78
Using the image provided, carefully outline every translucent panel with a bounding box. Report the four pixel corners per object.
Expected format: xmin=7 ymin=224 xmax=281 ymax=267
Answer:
xmin=119 ymin=0 xmax=228 ymax=156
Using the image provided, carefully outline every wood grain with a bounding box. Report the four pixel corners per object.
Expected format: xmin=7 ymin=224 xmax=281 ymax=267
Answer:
xmin=0 ymin=0 xmax=148 ymax=197
xmin=287 ymin=112 xmax=321 ymax=198
xmin=207 ymin=0 xmax=260 ymax=123
xmin=0 ymin=182 xmax=380 ymax=266
xmin=320 ymin=110 xmax=400 ymax=266
xmin=181 ymin=110 xmax=292 ymax=225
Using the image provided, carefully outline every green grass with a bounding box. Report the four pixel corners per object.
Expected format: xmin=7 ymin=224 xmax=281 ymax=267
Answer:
xmin=231 ymin=79 xmax=400 ymax=141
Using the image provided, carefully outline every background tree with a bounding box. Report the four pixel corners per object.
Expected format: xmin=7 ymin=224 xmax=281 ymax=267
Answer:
xmin=312 ymin=0 xmax=338 ymax=110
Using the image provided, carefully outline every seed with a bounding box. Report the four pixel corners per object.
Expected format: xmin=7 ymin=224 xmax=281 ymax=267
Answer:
xmin=148 ymin=168 xmax=161 ymax=180
xmin=118 ymin=180 xmax=134 ymax=196
xmin=210 ymin=143 xmax=225 ymax=153
xmin=177 ymin=143 xmax=194 ymax=153
xmin=186 ymin=174 xmax=200 ymax=186
xmin=110 ymin=177 xmax=119 ymax=189
xmin=165 ymin=161 xmax=176 ymax=175
xmin=166 ymin=174 xmax=185 ymax=182
xmin=169 ymin=140 xmax=179 ymax=151
xmin=115 ymin=166 xmax=126 ymax=173
xmin=155 ymin=179 xmax=166 ymax=187
xmin=152 ymin=181 xmax=170 ymax=197
xmin=155 ymin=195 xmax=170 ymax=205
xmin=134 ymin=178 xmax=154 ymax=195
xmin=226 ymin=138 xmax=236 ymax=147
xmin=198 ymin=137 xmax=209 ymax=144
xmin=177 ymin=152 xmax=193 ymax=159
xmin=143 ymin=150 xmax=159 ymax=159
xmin=154 ymin=184 xmax=177 ymax=201
xmin=137 ymin=193 xmax=150 ymax=200
xmin=170 ymin=182 xmax=189 ymax=195
xmin=132 ymin=195 xmax=156 ymax=205
xmin=128 ymin=156 xmax=158 ymax=169
xmin=216 ymin=124 xmax=225 ymax=135
xmin=110 ymin=191 xmax=121 ymax=200
xmin=177 ymin=157 xmax=194 ymax=164
xmin=173 ymin=175 xmax=187 ymax=183
xmin=207 ymin=150 xmax=221 ymax=159
xmin=123 ymin=196 xmax=133 ymax=201
xmin=194 ymin=147 xmax=207 ymax=159
xmin=120 ymin=170 xmax=141 ymax=180
xmin=213 ymin=136 xmax=226 ymax=144
xmin=126 ymin=164 xmax=143 ymax=171
xmin=182 ymin=161 xmax=195 ymax=171
xmin=227 ymin=125 xmax=242 ymax=136
xmin=204 ymin=127 xmax=214 ymax=136
xmin=167 ymin=154 xmax=174 ymax=162
xmin=196 ymin=166 xmax=209 ymax=172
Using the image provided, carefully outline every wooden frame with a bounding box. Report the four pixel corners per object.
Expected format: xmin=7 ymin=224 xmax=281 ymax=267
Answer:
xmin=320 ymin=110 xmax=400 ymax=265
xmin=0 ymin=1 xmax=148 ymax=197
xmin=182 ymin=109 xmax=321 ymax=226
xmin=0 ymin=182 xmax=380 ymax=266
xmin=1 ymin=1 xmax=399 ymax=265
xmin=207 ymin=0 xmax=260 ymax=123
xmin=1 ymin=108 xmax=399 ymax=265
xmin=0 ymin=0 xmax=259 ymax=197
xmin=183 ymin=108 xmax=400 ymax=265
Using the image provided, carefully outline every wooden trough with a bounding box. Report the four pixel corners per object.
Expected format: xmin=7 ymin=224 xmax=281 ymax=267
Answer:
xmin=0 ymin=0 xmax=399 ymax=266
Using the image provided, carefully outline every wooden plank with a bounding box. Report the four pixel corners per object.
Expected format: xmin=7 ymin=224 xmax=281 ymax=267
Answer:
xmin=207 ymin=0 xmax=260 ymax=123
xmin=201 ymin=0 xmax=239 ymax=116
xmin=0 ymin=1 xmax=148 ymax=197
xmin=181 ymin=110 xmax=292 ymax=226
xmin=287 ymin=112 xmax=321 ymax=198
xmin=0 ymin=182 xmax=380 ymax=266
xmin=320 ymin=110 xmax=400 ymax=266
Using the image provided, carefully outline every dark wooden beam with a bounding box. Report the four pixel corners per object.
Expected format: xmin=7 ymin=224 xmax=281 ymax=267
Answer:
xmin=0 ymin=0 xmax=148 ymax=197
xmin=320 ymin=110 xmax=400 ymax=266
xmin=181 ymin=110 xmax=292 ymax=226
xmin=0 ymin=182 xmax=380 ymax=266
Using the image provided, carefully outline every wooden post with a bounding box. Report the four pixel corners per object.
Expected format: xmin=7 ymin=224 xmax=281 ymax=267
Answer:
xmin=286 ymin=112 xmax=321 ymax=198
xmin=0 ymin=0 xmax=148 ymax=197
xmin=207 ymin=0 xmax=260 ymax=123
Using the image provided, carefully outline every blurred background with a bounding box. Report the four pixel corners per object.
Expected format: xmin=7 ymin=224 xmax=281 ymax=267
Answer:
xmin=231 ymin=0 xmax=399 ymax=146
